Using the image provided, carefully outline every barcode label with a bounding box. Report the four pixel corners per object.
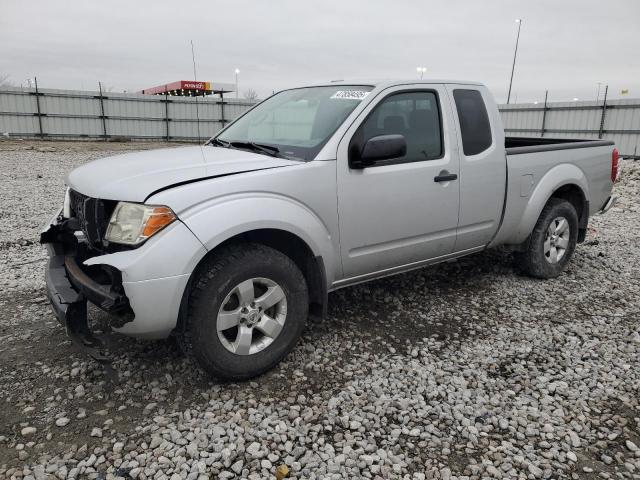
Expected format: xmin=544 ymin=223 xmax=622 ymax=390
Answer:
xmin=331 ymin=90 xmax=371 ymax=100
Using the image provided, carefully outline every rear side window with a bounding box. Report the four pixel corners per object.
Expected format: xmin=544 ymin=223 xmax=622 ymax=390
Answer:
xmin=453 ymin=89 xmax=492 ymax=156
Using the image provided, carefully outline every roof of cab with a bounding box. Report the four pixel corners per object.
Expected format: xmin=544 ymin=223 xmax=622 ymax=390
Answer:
xmin=301 ymin=79 xmax=485 ymax=89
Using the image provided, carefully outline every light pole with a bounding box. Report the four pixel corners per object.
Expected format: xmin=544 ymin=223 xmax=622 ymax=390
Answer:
xmin=235 ymin=69 xmax=240 ymax=99
xmin=506 ymin=18 xmax=522 ymax=104
xmin=416 ymin=67 xmax=427 ymax=80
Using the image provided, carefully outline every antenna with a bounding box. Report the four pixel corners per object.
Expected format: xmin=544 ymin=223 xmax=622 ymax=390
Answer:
xmin=190 ymin=40 xmax=202 ymax=143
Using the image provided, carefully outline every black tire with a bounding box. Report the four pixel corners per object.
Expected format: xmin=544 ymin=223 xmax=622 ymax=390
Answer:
xmin=514 ymin=198 xmax=579 ymax=279
xmin=187 ymin=243 xmax=308 ymax=380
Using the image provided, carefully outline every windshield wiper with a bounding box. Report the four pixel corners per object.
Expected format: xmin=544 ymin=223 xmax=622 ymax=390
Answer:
xmin=230 ymin=141 xmax=283 ymax=158
xmin=208 ymin=138 xmax=230 ymax=148
xmin=209 ymin=138 xmax=303 ymax=161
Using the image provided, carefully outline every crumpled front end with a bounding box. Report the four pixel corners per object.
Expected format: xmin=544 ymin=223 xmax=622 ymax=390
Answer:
xmin=41 ymin=189 xmax=208 ymax=349
xmin=41 ymin=207 xmax=133 ymax=360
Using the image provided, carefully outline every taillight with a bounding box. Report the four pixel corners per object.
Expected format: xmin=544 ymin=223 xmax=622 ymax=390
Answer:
xmin=611 ymin=148 xmax=620 ymax=182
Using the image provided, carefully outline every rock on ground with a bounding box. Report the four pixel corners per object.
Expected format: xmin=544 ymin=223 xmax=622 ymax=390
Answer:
xmin=0 ymin=141 xmax=639 ymax=479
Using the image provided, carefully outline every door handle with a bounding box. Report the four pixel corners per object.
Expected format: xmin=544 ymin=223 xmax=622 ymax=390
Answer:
xmin=434 ymin=173 xmax=458 ymax=183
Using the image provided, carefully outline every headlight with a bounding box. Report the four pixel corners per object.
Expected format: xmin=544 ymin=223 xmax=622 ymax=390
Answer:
xmin=105 ymin=202 xmax=176 ymax=246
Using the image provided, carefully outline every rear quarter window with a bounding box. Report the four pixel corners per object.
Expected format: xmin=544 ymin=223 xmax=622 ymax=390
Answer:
xmin=453 ymin=89 xmax=493 ymax=156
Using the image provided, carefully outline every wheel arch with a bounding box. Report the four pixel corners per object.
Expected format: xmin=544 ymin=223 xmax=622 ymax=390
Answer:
xmin=548 ymin=183 xmax=589 ymax=242
xmin=510 ymin=164 xmax=589 ymax=246
xmin=176 ymin=228 xmax=329 ymax=336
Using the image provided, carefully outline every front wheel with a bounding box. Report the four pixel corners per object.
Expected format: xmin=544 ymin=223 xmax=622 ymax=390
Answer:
xmin=514 ymin=198 xmax=579 ymax=279
xmin=187 ymin=243 xmax=308 ymax=380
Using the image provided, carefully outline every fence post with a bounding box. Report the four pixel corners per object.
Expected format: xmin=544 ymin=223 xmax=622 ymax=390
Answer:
xmin=220 ymin=92 xmax=226 ymax=129
xmin=598 ymin=85 xmax=608 ymax=139
xmin=540 ymin=90 xmax=548 ymax=138
xmin=33 ymin=77 xmax=44 ymax=139
xmin=164 ymin=90 xmax=170 ymax=142
xmin=98 ymin=82 xmax=108 ymax=141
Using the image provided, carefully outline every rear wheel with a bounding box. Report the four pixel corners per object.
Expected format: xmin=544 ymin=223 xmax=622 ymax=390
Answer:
xmin=187 ymin=243 xmax=308 ymax=380
xmin=515 ymin=198 xmax=579 ymax=279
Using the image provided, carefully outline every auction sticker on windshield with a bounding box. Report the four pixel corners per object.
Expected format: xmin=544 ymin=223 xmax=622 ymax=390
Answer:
xmin=331 ymin=90 xmax=371 ymax=100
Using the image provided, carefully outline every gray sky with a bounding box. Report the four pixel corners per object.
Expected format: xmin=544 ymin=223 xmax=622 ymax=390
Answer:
xmin=2 ymin=0 xmax=639 ymax=103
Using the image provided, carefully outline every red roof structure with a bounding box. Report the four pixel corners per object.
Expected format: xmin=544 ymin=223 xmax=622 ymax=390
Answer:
xmin=140 ymin=80 xmax=234 ymax=96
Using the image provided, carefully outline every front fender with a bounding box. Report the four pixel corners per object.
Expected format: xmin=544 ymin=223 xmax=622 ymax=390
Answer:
xmin=82 ymin=220 xmax=208 ymax=339
xmin=511 ymin=163 xmax=589 ymax=244
xmin=180 ymin=193 xmax=339 ymax=285
xmin=83 ymin=220 xmax=207 ymax=282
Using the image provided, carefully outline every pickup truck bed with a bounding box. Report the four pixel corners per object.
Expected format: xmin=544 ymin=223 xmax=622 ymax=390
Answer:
xmin=490 ymin=137 xmax=616 ymax=248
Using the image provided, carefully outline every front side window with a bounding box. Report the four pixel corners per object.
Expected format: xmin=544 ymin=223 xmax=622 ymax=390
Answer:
xmin=452 ymin=89 xmax=493 ymax=156
xmin=215 ymin=85 xmax=373 ymax=161
xmin=350 ymin=91 xmax=443 ymax=166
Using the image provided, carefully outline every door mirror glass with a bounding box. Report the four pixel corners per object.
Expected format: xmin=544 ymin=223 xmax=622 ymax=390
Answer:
xmin=351 ymin=134 xmax=407 ymax=168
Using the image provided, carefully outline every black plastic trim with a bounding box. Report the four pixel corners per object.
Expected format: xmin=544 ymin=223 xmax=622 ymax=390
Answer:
xmin=64 ymin=256 xmax=129 ymax=313
xmin=44 ymin=244 xmax=116 ymax=367
xmin=434 ymin=173 xmax=458 ymax=182
xmin=506 ymin=139 xmax=614 ymax=155
xmin=309 ymin=255 xmax=328 ymax=322
xmin=45 ymin=244 xmax=85 ymax=326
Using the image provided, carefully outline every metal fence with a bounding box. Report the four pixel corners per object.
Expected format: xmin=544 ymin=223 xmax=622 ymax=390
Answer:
xmin=500 ymin=97 xmax=640 ymax=159
xmin=2 ymin=85 xmax=639 ymax=158
xmin=0 ymin=86 xmax=256 ymax=142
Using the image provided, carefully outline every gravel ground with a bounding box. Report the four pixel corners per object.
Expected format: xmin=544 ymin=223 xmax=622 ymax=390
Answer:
xmin=0 ymin=140 xmax=638 ymax=480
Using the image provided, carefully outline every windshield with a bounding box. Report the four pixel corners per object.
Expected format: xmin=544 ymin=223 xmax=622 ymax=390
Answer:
xmin=214 ymin=85 xmax=374 ymax=161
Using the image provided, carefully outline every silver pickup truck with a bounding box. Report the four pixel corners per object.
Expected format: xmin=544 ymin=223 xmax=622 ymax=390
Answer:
xmin=41 ymin=80 xmax=619 ymax=379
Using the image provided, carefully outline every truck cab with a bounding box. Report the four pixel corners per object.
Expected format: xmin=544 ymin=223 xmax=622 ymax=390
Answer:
xmin=331 ymin=82 xmax=506 ymax=283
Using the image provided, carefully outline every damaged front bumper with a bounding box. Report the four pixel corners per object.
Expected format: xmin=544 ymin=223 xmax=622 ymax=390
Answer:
xmin=41 ymin=210 xmax=133 ymax=361
xmin=41 ymin=207 xmax=206 ymax=345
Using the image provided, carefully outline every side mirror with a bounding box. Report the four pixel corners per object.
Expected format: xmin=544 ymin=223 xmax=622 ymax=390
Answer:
xmin=351 ymin=134 xmax=407 ymax=169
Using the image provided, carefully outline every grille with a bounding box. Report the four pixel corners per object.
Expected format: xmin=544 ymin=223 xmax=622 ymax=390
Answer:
xmin=68 ymin=190 xmax=117 ymax=249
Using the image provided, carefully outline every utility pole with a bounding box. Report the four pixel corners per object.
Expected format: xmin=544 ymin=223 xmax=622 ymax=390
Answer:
xmin=506 ymin=19 xmax=522 ymax=104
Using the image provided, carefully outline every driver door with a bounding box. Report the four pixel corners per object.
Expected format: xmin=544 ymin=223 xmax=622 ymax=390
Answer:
xmin=336 ymin=85 xmax=460 ymax=281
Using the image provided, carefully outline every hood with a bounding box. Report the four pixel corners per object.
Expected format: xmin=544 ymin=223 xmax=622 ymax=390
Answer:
xmin=66 ymin=145 xmax=300 ymax=202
